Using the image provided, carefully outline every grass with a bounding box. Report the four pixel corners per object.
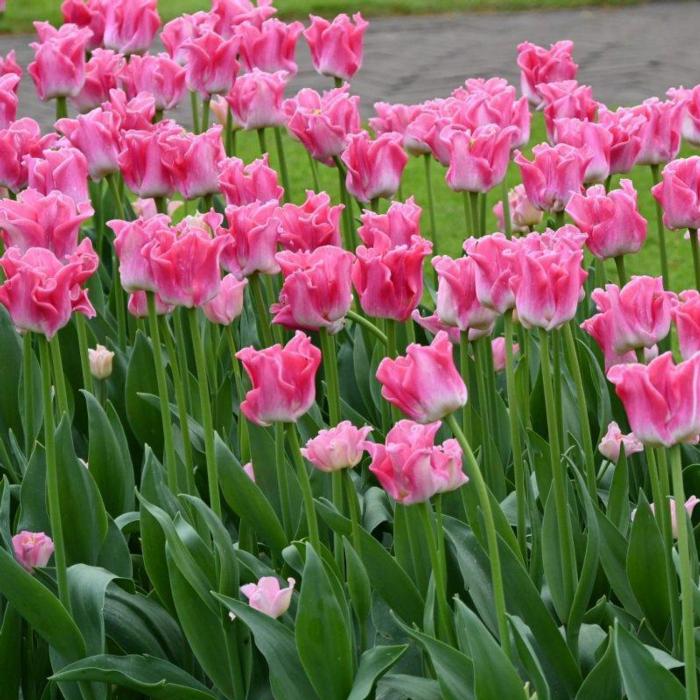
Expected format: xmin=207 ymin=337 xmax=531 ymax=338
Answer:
xmin=0 ymin=0 xmax=642 ymax=35
xmin=224 ymin=109 xmax=696 ymax=293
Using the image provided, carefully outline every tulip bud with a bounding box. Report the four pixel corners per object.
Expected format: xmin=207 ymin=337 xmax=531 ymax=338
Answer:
xmin=88 ymin=344 xmax=114 ymax=380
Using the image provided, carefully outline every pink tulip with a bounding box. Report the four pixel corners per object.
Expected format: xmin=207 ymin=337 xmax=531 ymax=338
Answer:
xmin=71 ymin=49 xmax=125 ymax=113
xmin=651 ymin=156 xmax=700 ymax=230
xmin=127 ymin=290 xmax=173 ymax=317
xmin=132 ymin=198 xmax=183 ymax=220
xmin=673 ymin=290 xmax=700 ymax=361
xmin=357 ymin=197 xmax=421 ymax=248
xmin=404 ymin=103 xmax=445 ymax=157
xmin=0 ymin=74 xmax=20 ymax=130
xmin=145 ymin=222 xmax=229 ymax=308
xmin=443 ymin=124 xmax=515 ymax=193
xmin=211 ymin=0 xmax=276 ymax=36
xmin=370 ymin=102 xmax=422 ymax=139
xmin=352 ymin=236 xmax=432 ymax=322
xmin=0 ymin=51 xmax=22 ymax=81
xmin=539 ymin=80 xmax=597 ymax=141
xmin=411 ymin=311 xmax=463 ymax=345
xmin=221 ymin=200 xmax=281 ymax=278
xmin=668 ymin=85 xmax=700 ymax=146
xmin=271 ymin=245 xmax=353 ymax=333
xmin=227 ymin=69 xmax=288 ymax=131
xmin=27 ymin=147 xmax=90 ymax=206
xmin=598 ymin=421 xmax=643 ymax=462
xmin=366 ymin=419 xmax=466 ymax=505
xmin=551 ymin=118 xmax=611 ymax=184
xmin=491 ymin=337 xmax=520 ymax=372
xmin=277 ymin=191 xmax=343 ymax=252
xmin=12 ymin=531 xmax=54 ymax=572
xmin=515 ymin=142 xmax=591 ymax=213
xmin=202 ymin=273 xmax=248 ymax=325
xmin=0 ymin=188 xmax=93 ymax=259
xmin=432 ymin=255 xmax=497 ymax=334
xmin=566 ymin=179 xmax=647 ymax=259
xmin=240 ymin=576 xmax=295 ymax=618
xmin=301 ymin=421 xmax=372 ymax=472
xmin=29 ymin=23 xmax=92 ymax=101
xmin=0 ymin=240 xmax=97 ymax=338
xmin=304 ymin=13 xmax=368 ymax=82
xmin=607 ymin=352 xmax=700 ymax=447
xmin=509 ymin=228 xmax=588 ymax=330
xmin=516 ymin=40 xmax=578 ymax=107
xmin=120 ymin=53 xmax=187 ymax=112
xmin=164 ymin=126 xmax=226 ymax=201
xmin=118 ymin=121 xmax=182 ymax=198
xmin=580 ymin=310 xmax=653 ymax=371
xmin=219 ymin=155 xmax=284 ymax=206
xmin=239 ymin=19 xmax=304 ymax=75
xmin=106 ymin=88 xmax=157 ymax=131
xmin=632 ymin=98 xmax=684 ymax=166
xmin=0 ymin=118 xmax=57 ymax=193
xmin=284 ymin=84 xmax=361 ymax=165
xmin=658 ymin=497 xmax=700 ymax=539
xmin=492 ymin=184 xmax=542 ymax=234
xmin=341 ymin=131 xmax=408 ymax=204
xmin=110 ymin=214 xmax=170 ymax=292
xmin=103 ymin=0 xmax=160 ymax=55
xmin=585 ymin=277 xmax=675 ymax=354
xmin=598 ymin=106 xmax=644 ymax=175
xmin=60 ymin=0 xmax=106 ymax=50
xmin=243 ymin=462 xmax=256 ymax=481
xmin=236 ymin=331 xmax=321 ymax=426
xmin=161 ymin=12 xmax=218 ymax=65
xmin=376 ymin=331 xmax=467 ymax=423
xmin=56 ymin=108 xmax=122 ymax=180
xmin=182 ymin=31 xmax=240 ymax=99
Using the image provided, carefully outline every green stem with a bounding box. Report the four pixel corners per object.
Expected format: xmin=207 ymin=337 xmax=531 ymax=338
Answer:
xmin=146 ymin=292 xmax=178 ymax=492
xmin=274 ymin=127 xmax=291 ymax=203
xmin=343 ymin=468 xmax=362 ymax=552
xmin=307 ymin=152 xmax=320 ymax=191
xmin=501 ymin=179 xmax=512 ymax=239
xmin=225 ymin=107 xmax=234 ymax=156
xmin=650 ymin=164 xmax=670 ymax=289
xmin=346 ymin=310 xmax=387 ymax=345
xmin=504 ymin=313 xmax=527 ymax=558
xmin=563 ymin=323 xmax=597 ymax=497
xmin=190 ymin=91 xmax=200 ymax=134
xmin=225 ymin=325 xmax=249 ymax=462
xmin=423 ymin=154 xmax=439 ymax=254
xmin=49 ymin=336 xmax=69 ymax=416
xmin=538 ymin=329 xmax=577 ymax=614
xmin=74 ymin=314 xmax=93 ymax=395
xmin=274 ymin=422 xmax=292 ymax=538
xmin=39 ymin=337 xmax=70 ymax=612
xmin=22 ymin=335 xmax=35 ymax=456
xmin=286 ymin=423 xmax=321 ymax=551
xmin=689 ymin=229 xmax=700 ymax=291
xmin=469 ymin=191 xmax=480 ymax=237
xmin=200 ymin=96 xmax=210 ymax=133
xmin=554 ymin=209 xmax=566 ymax=228
xmin=459 ymin=333 xmax=472 ymax=441
xmin=107 ymin=174 xmax=127 ymax=348
xmin=333 ymin=156 xmax=354 ymax=250
xmin=257 ymin=128 xmax=267 ymax=156
xmin=614 ymin=255 xmax=628 ymax=287
xmin=445 ymin=414 xmax=511 ymax=659
xmin=55 ymin=96 xmax=67 ymax=121
xmin=462 ymin=191 xmax=472 ymax=235
xmin=188 ymin=308 xmax=222 ymax=517
xmin=552 ymin=329 xmax=565 ymax=448
xmin=249 ymin=273 xmax=274 ymax=347
xmin=670 ymin=445 xmax=698 ymax=700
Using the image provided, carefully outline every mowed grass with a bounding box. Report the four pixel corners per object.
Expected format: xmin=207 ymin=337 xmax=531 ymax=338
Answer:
xmin=0 ymin=0 xmax=641 ymax=35
xmin=225 ymin=109 xmax=696 ymax=293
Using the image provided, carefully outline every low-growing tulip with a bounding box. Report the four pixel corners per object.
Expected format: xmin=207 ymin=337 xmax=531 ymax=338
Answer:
xmin=492 ymin=184 xmax=542 ymax=234
xmin=12 ymin=531 xmax=54 ymax=572
xmin=598 ymin=421 xmax=643 ymax=462
xmin=301 ymin=421 xmax=372 ymax=471
xmin=304 ymin=13 xmax=368 ymax=82
xmin=88 ymin=344 xmax=114 ymax=379
xmin=491 ymin=337 xmax=520 ymax=372
xmin=127 ymin=290 xmax=173 ymax=317
xmin=240 ymin=576 xmax=295 ymax=618
xmin=202 ymin=273 xmax=248 ymax=325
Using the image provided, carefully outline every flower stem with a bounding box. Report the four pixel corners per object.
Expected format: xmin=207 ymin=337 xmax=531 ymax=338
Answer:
xmin=49 ymin=336 xmax=69 ymax=416
xmin=670 ymin=444 xmax=698 ymax=700
xmin=107 ymin=173 xmax=128 ymax=348
xmin=274 ymin=127 xmax=291 ymax=203
xmin=346 ymin=309 xmax=387 ymax=345
xmin=55 ymin=96 xmax=67 ymax=121
xmin=650 ymin=163 xmax=670 ymax=289
xmin=256 ymin=127 xmax=267 ymax=156
xmin=445 ymin=413 xmax=511 ymax=659
xmin=200 ymin=96 xmax=210 ymax=133
xmin=187 ymin=308 xmax=222 ymax=517
xmin=614 ymin=255 xmax=628 ymax=286
xmin=22 ymin=335 xmax=35 ymax=456
xmin=189 ymin=91 xmax=200 ymax=134
xmin=333 ymin=156 xmax=355 ymax=250
xmin=423 ymin=154 xmax=439 ymax=255
xmin=689 ymin=229 xmax=700 ymax=291
xmin=225 ymin=325 xmax=249 ymax=462
xmin=307 ymin=152 xmax=320 ymax=190
xmin=225 ymin=107 xmax=234 ymax=156
xmin=286 ymin=423 xmax=321 ymax=552
xmin=74 ymin=314 xmax=93 ymax=395
xmin=249 ymin=273 xmax=274 ymax=347
xmin=274 ymin=421 xmax=292 ymax=538
xmin=501 ymin=179 xmax=512 ymax=239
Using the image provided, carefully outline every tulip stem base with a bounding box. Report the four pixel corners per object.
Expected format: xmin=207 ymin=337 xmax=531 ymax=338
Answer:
xmin=501 ymin=179 xmax=512 ymax=239
xmin=689 ymin=229 xmax=700 ymax=292
xmin=274 ymin=127 xmax=291 ymax=203
xmin=249 ymin=273 xmax=274 ymax=347
xmin=286 ymin=423 xmax=321 ymax=552
xmin=74 ymin=314 xmax=94 ymax=396
xmin=274 ymin=422 xmax=292 ymax=538
xmin=650 ymin=164 xmax=670 ymax=289
xmin=614 ymin=255 xmax=628 ymax=287
xmin=49 ymin=336 xmax=69 ymax=417
xmin=333 ymin=156 xmax=354 ymax=250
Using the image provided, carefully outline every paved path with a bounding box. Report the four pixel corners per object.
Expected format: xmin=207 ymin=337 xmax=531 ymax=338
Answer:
xmin=4 ymin=1 xmax=699 ymax=130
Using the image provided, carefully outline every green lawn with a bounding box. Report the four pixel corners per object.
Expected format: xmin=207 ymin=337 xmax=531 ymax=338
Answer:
xmin=0 ymin=0 xmax=640 ymax=34
xmin=226 ymin=109 xmax=695 ymax=292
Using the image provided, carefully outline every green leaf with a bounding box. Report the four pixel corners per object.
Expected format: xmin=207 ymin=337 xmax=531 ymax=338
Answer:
xmin=296 ymin=543 xmax=354 ymax=700
xmin=214 ymin=593 xmax=318 ymax=700
xmin=614 ymin=622 xmax=684 ymax=700
xmin=0 ymin=307 xmax=24 ymax=441
xmin=576 ymin=635 xmax=621 ymax=700
xmin=541 ymin=488 xmax=571 ymax=622
xmin=0 ymin=605 xmax=22 ymax=700
xmin=347 ymin=645 xmax=408 ymax=700
xmin=343 ymin=537 xmax=371 ymax=630
xmin=376 ymin=674 xmax=441 ymax=700
xmin=606 ymin=450 xmax=630 ymax=532
xmin=508 ymin=617 xmax=551 ymax=700
xmin=50 ymin=654 xmax=216 ymax=700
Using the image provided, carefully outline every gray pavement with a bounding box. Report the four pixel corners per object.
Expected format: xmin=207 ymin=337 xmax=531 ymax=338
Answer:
xmin=3 ymin=1 xmax=698 ymax=130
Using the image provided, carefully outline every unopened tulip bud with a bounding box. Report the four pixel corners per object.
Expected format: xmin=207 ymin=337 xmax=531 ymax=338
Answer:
xmin=88 ymin=344 xmax=114 ymax=379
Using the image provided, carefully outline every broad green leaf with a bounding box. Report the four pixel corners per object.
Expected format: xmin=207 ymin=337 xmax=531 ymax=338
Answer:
xmin=541 ymin=488 xmax=571 ymax=622
xmin=343 ymin=537 xmax=371 ymax=630
xmin=509 ymin=617 xmax=551 ymax=700
xmin=376 ymin=674 xmax=441 ymax=700
xmin=347 ymin=645 xmax=408 ymax=700
xmin=0 ymin=307 xmax=24 ymax=441
xmin=0 ymin=605 xmax=22 ymax=700
xmin=576 ymin=635 xmax=621 ymax=700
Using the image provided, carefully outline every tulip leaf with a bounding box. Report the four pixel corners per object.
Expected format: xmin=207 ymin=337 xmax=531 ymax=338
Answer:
xmin=0 ymin=307 xmax=24 ymax=442
xmin=376 ymin=674 xmax=442 ymax=700
xmin=347 ymin=645 xmax=408 ymax=700
xmin=0 ymin=604 xmax=22 ymax=700
xmin=541 ymin=488 xmax=572 ymax=622
xmin=508 ymin=617 xmax=551 ymax=700
xmin=576 ymin=635 xmax=621 ymax=700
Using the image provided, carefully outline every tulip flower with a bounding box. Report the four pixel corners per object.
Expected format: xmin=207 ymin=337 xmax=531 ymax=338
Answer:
xmin=227 ymin=69 xmax=288 ymax=131
xmin=103 ymin=0 xmax=160 ymax=55
xmin=645 ymin=497 xmax=700 ymax=539
xmin=304 ymin=13 xmax=368 ymax=82
xmin=202 ymin=274 xmax=248 ymax=325
xmin=0 ymin=188 xmax=93 ymax=259
xmin=492 ymin=184 xmax=542 ymax=233
xmin=566 ymin=179 xmax=647 ymax=260
xmin=60 ymin=0 xmax=106 ymax=50
xmin=539 ymin=80 xmax=598 ymax=141
xmin=357 ymin=197 xmax=422 ymax=248
xmin=71 ymin=49 xmax=125 ymax=113
xmin=211 ymin=0 xmax=276 ymax=36
xmin=219 ymin=155 xmax=284 ymax=207
xmin=0 ymin=118 xmax=57 ymax=193
xmin=668 ymin=85 xmax=700 ymax=146
xmin=271 ymin=245 xmax=354 ymax=333
xmin=673 ymin=290 xmax=700 ymax=361
xmin=0 ymin=51 xmax=21 ymax=81
xmin=88 ymin=344 xmax=114 ymax=379
xmin=239 ymin=19 xmax=304 ymax=75
xmin=651 ymin=157 xmax=700 ymax=231
xmin=26 ymin=147 xmax=91 ymax=206
xmin=161 ymin=12 xmax=218 ymax=64
xmin=127 ymin=290 xmax=174 ymax=317
xmin=12 ymin=531 xmax=54 ymax=572
xmin=120 ymin=53 xmax=187 ymax=112
xmin=404 ymin=103 xmax=445 ymax=157
xmin=515 ymin=142 xmax=591 ymax=213
xmin=516 ymin=40 xmax=578 ymax=107
xmin=0 ymin=74 xmax=20 ymax=130
xmin=551 ymin=118 xmax=611 ymax=184
xmin=366 ymin=419 xmax=467 ymax=504
xmin=106 ymin=88 xmax=156 ymax=131
xmin=376 ymin=331 xmax=468 ymax=423
xmin=29 ymin=23 xmax=93 ymax=101
xmin=491 ymin=337 xmax=520 ymax=373
xmin=352 ymin=236 xmax=432 ymax=322
xmin=370 ymin=102 xmax=422 ymax=140
xmin=182 ymin=31 xmax=240 ymax=99
xmin=284 ymin=84 xmax=361 ymax=165
xmin=632 ymin=98 xmax=684 ymax=166
xmin=0 ymin=240 xmax=98 ymax=338
xmin=236 ymin=331 xmax=321 ymax=426
xmin=277 ymin=191 xmax=343 ymax=252
xmin=341 ymin=131 xmax=408 ymax=204
xmin=598 ymin=421 xmax=644 ymax=462
xmin=301 ymin=421 xmax=372 ymax=472
xmin=598 ymin=106 xmax=644 ymax=175
xmin=607 ymin=352 xmax=700 ymax=447
xmin=240 ymin=576 xmax=295 ymax=618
